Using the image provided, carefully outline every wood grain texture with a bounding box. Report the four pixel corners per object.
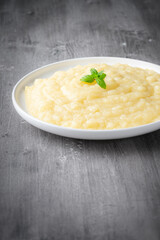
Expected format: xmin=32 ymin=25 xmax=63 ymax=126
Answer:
xmin=0 ymin=0 xmax=160 ymax=239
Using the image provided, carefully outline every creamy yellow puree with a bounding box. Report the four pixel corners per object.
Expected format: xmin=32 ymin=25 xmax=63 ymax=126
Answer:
xmin=25 ymin=64 xmax=160 ymax=129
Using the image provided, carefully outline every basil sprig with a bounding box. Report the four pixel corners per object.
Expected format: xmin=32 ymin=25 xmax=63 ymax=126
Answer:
xmin=80 ymin=68 xmax=106 ymax=89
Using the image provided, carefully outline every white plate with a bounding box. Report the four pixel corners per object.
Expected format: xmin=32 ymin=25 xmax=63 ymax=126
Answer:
xmin=12 ymin=57 xmax=160 ymax=140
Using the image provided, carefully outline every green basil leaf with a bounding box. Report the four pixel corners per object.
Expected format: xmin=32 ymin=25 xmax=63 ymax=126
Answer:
xmin=90 ymin=68 xmax=98 ymax=76
xmin=80 ymin=75 xmax=95 ymax=83
xmin=99 ymin=73 xmax=106 ymax=80
xmin=98 ymin=70 xmax=104 ymax=76
xmin=95 ymin=77 xmax=106 ymax=89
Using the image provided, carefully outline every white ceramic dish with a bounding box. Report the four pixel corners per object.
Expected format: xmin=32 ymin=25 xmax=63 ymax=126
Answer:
xmin=12 ymin=57 xmax=160 ymax=140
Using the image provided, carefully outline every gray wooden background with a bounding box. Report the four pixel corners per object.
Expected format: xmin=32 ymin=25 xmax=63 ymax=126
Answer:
xmin=0 ymin=0 xmax=160 ymax=239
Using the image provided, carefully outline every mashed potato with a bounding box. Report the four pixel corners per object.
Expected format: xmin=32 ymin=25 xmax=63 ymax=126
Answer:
xmin=25 ymin=63 xmax=160 ymax=129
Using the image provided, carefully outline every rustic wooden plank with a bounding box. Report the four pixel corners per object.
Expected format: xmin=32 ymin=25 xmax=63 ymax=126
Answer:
xmin=0 ymin=0 xmax=160 ymax=239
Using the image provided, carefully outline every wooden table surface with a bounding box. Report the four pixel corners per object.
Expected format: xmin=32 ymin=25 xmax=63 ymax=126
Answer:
xmin=0 ymin=0 xmax=160 ymax=239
